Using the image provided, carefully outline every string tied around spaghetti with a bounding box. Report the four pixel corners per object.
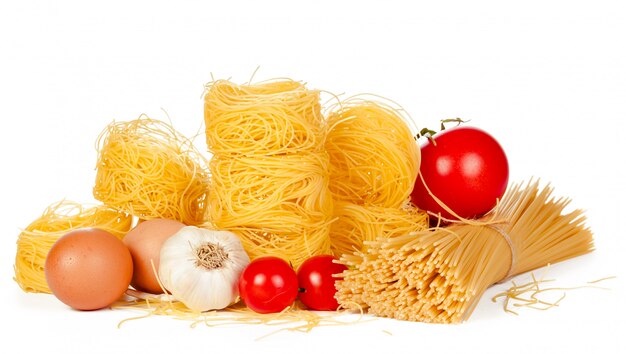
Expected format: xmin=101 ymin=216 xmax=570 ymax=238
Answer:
xmin=427 ymin=217 xmax=517 ymax=283
xmin=484 ymin=224 xmax=517 ymax=283
xmin=418 ymin=173 xmax=517 ymax=281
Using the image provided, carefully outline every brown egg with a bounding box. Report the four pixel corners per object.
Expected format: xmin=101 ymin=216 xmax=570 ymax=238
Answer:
xmin=45 ymin=228 xmax=133 ymax=310
xmin=123 ymin=219 xmax=185 ymax=294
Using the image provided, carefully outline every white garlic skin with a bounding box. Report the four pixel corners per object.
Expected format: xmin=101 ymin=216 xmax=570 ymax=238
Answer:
xmin=158 ymin=226 xmax=250 ymax=312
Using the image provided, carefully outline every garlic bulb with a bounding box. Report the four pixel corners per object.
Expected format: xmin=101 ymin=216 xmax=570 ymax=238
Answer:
xmin=158 ymin=226 xmax=250 ymax=312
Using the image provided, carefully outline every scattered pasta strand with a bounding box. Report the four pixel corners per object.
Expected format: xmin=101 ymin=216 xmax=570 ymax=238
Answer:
xmin=14 ymin=201 xmax=132 ymax=293
xmin=113 ymin=298 xmax=368 ymax=340
xmin=587 ymin=276 xmax=617 ymax=284
xmin=114 ymin=240 xmax=368 ymax=337
xmin=93 ymin=116 xmax=210 ymax=225
xmin=336 ymin=180 xmax=595 ymax=323
xmin=204 ymin=79 xmax=333 ymax=268
xmin=492 ymin=273 xmax=615 ymax=315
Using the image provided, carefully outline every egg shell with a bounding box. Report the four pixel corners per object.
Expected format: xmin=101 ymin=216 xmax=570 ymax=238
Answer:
xmin=123 ymin=219 xmax=185 ymax=294
xmin=45 ymin=228 xmax=133 ymax=310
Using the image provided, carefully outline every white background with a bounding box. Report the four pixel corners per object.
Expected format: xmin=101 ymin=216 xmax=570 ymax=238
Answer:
xmin=1 ymin=0 xmax=624 ymax=353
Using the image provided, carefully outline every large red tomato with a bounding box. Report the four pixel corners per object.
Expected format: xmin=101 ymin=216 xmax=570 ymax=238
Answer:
xmin=297 ymin=255 xmax=347 ymax=311
xmin=411 ymin=126 xmax=509 ymax=221
xmin=238 ymin=256 xmax=298 ymax=314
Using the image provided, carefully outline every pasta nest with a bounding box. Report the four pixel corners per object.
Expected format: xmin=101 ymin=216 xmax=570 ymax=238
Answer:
xmin=93 ymin=117 xmax=210 ymax=225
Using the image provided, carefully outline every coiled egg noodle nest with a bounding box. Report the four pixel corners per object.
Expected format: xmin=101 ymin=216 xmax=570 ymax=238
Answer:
xmin=204 ymin=79 xmax=334 ymax=268
xmin=204 ymin=79 xmax=325 ymax=156
xmin=14 ymin=201 xmax=132 ymax=293
xmin=93 ymin=117 xmax=210 ymax=225
xmin=325 ymin=98 xmax=421 ymax=209
xmin=208 ymin=153 xmax=333 ymax=267
xmin=324 ymin=97 xmax=429 ymax=255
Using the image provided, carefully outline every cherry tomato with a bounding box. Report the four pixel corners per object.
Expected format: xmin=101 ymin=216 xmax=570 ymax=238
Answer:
xmin=238 ymin=256 xmax=298 ymax=314
xmin=411 ymin=126 xmax=509 ymax=221
xmin=297 ymin=255 xmax=347 ymax=311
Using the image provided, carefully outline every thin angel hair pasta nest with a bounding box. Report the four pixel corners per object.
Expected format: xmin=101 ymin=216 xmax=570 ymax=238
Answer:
xmin=204 ymin=79 xmax=326 ymax=156
xmin=204 ymin=79 xmax=334 ymax=268
xmin=93 ymin=116 xmax=210 ymax=226
xmin=336 ymin=180 xmax=594 ymax=323
xmin=208 ymin=153 xmax=334 ymax=267
xmin=325 ymin=98 xmax=421 ymax=209
xmin=14 ymin=200 xmax=132 ymax=293
xmin=324 ymin=96 xmax=425 ymax=256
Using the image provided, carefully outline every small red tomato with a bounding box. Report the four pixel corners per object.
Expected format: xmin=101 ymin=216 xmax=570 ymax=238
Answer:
xmin=238 ymin=256 xmax=298 ymax=314
xmin=411 ymin=126 xmax=509 ymax=220
xmin=297 ymin=255 xmax=347 ymax=311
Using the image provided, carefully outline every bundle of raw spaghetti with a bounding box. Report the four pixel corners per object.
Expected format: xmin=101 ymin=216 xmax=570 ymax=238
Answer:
xmin=336 ymin=180 xmax=594 ymax=323
xmin=329 ymin=201 xmax=429 ymax=256
xmin=325 ymin=98 xmax=420 ymax=208
xmin=14 ymin=201 xmax=132 ymax=293
xmin=93 ymin=117 xmax=210 ymax=226
xmin=204 ymin=79 xmax=333 ymax=267
xmin=325 ymin=98 xmax=427 ymax=255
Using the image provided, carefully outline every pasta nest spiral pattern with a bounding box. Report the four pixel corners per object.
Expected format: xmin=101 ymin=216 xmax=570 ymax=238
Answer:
xmin=93 ymin=117 xmax=210 ymax=225
xmin=325 ymin=99 xmax=421 ymax=209
xmin=205 ymin=80 xmax=325 ymax=156
xmin=325 ymin=98 xmax=427 ymax=255
xmin=204 ymin=79 xmax=333 ymax=268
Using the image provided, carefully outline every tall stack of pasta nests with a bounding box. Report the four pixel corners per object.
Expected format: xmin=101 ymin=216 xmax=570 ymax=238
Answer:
xmin=325 ymin=99 xmax=429 ymax=256
xmin=204 ymin=80 xmax=333 ymax=268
